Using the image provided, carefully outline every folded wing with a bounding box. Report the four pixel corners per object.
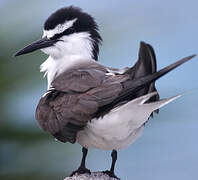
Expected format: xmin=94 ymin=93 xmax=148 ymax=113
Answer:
xmin=36 ymin=65 xmax=128 ymax=143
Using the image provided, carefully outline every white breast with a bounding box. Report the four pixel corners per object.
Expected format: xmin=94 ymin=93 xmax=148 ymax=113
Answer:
xmin=77 ymin=92 xmax=181 ymax=150
xmin=39 ymin=31 xmax=95 ymax=90
xmin=40 ymin=56 xmax=94 ymax=89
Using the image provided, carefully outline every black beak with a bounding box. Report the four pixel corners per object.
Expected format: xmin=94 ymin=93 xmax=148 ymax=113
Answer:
xmin=15 ymin=37 xmax=58 ymax=56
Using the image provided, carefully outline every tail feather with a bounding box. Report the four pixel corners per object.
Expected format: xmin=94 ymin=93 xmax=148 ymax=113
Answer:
xmin=126 ymin=41 xmax=160 ymax=115
xmin=115 ymin=92 xmax=182 ymax=131
xmin=144 ymin=93 xmax=182 ymax=111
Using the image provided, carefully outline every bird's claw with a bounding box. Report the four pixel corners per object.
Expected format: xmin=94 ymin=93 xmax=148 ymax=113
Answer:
xmin=70 ymin=167 xmax=91 ymax=176
xmin=103 ymin=170 xmax=120 ymax=179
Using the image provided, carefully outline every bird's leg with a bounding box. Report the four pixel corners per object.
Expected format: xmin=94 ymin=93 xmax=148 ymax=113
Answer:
xmin=110 ymin=149 xmax=117 ymax=174
xmin=70 ymin=147 xmax=91 ymax=176
xmin=103 ymin=150 xmax=119 ymax=179
xmin=79 ymin=147 xmax=89 ymax=171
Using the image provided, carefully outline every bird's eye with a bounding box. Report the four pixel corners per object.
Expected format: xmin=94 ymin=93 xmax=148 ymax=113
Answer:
xmin=49 ymin=35 xmax=59 ymax=40
xmin=64 ymin=27 xmax=75 ymax=35
xmin=49 ymin=27 xmax=75 ymax=40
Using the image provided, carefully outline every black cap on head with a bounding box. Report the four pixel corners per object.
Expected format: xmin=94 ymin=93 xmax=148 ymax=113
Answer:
xmin=44 ymin=6 xmax=96 ymax=32
xmin=44 ymin=6 xmax=102 ymax=60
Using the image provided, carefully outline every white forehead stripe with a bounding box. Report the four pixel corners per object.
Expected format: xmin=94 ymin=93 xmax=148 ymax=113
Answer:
xmin=43 ymin=18 xmax=77 ymax=38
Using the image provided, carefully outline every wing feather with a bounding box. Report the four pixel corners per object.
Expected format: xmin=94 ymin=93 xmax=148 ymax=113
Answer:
xmin=36 ymin=66 xmax=127 ymax=143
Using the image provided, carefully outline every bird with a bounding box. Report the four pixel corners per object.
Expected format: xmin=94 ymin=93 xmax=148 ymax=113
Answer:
xmin=15 ymin=6 xmax=196 ymax=179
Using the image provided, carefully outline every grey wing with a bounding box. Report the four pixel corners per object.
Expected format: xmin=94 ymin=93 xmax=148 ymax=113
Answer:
xmin=36 ymin=67 xmax=128 ymax=143
xmin=36 ymin=90 xmax=98 ymax=143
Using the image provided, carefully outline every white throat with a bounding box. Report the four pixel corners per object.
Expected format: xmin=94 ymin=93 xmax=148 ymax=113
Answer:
xmin=40 ymin=32 xmax=95 ymax=89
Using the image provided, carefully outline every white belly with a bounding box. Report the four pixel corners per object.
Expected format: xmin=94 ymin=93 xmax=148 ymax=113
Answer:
xmin=76 ymin=92 xmax=181 ymax=150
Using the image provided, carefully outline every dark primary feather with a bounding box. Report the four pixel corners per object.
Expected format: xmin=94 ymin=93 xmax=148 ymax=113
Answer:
xmin=36 ymin=42 xmax=196 ymax=143
xmin=96 ymin=42 xmax=160 ymax=117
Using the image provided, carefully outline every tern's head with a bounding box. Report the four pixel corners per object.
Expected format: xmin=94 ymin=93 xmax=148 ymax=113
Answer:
xmin=15 ymin=6 xmax=102 ymax=60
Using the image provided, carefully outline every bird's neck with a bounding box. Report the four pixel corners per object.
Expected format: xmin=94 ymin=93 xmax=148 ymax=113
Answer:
xmin=40 ymin=54 xmax=93 ymax=90
xmin=40 ymin=32 xmax=99 ymax=89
